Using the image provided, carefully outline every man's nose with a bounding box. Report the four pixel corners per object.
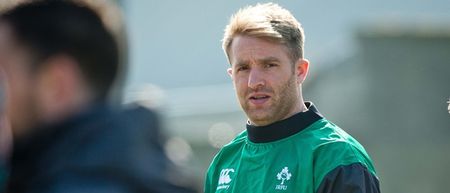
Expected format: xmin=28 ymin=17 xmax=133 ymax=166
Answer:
xmin=248 ymin=68 xmax=265 ymax=90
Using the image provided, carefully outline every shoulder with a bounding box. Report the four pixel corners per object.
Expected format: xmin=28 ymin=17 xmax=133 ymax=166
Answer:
xmin=311 ymin=119 xmax=375 ymax=166
xmin=303 ymin=119 xmax=372 ymax=160
xmin=207 ymin=130 xmax=247 ymax=170
xmin=217 ymin=129 xmax=247 ymax=154
xmin=58 ymin=106 xmax=161 ymax=157
xmin=205 ymin=130 xmax=247 ymax=187
xmin=12 ymin=105 xmax=193 ymax=193
xmin=52 ymin=105 xmax=171 ymax=185
xmin=307 ymin=119 xmax=378 ymax=191
xmin=227 ymin=130 xmax=248 ymax=147
xmin=71 ymin=105 xmax=167 ymax=165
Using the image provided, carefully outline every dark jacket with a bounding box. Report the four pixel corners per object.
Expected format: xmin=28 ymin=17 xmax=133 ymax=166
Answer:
xmin=7 ymin=104 xmax=194 ymax=193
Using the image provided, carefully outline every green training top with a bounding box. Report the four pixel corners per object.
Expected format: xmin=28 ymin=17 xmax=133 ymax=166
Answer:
xmin=204 ymin=102 xmax=379 ymax=193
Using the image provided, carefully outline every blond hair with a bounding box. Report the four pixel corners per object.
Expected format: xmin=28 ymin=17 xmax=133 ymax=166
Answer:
xmin=222 ymin=3 xmax=305 ymax=63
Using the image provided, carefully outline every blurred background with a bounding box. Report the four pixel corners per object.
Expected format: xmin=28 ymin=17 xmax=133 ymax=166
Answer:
xmin=16 ymin=0 xmax=448 ymax=192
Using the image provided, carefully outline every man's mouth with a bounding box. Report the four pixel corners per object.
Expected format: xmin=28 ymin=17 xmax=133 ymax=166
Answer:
xmin=248 ymin=94 xmax=271 ymax=105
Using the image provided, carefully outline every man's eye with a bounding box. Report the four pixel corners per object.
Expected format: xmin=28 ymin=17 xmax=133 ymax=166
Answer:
xmin=237 ymin=66 xmax=249 ymax=71
xmin=265 ymin=63 xmax=277 ymax=68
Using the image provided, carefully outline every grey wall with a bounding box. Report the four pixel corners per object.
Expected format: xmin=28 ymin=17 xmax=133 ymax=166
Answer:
xmin=306 ymin=26 xmax=450 ymax=193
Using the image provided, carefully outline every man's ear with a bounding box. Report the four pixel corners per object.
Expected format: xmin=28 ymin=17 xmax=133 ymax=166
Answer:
xmin=227 ymin=67 xmax=233 ymax=78
xmin=37 ymin=56 xmax=80 ymax=100
xmin=34 ymin=55 xmax=84 ymax=119
xmin=295 ymin=58 xmax=309 ymax=84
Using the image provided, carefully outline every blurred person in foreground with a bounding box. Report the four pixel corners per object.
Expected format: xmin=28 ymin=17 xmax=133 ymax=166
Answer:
xmin=0 ymin=1 xmax=193 ymax=192
xmin=205 ymin=3 xmax=380 ymax=193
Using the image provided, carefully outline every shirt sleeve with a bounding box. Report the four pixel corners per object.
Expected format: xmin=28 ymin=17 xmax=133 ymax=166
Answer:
xmin=316 ymin=163 xmax=380 ymax=193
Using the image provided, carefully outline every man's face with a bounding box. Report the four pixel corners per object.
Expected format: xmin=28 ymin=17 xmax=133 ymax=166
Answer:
xmin=228 ymin=35 xmax=305 ymax=126
xmin=0 ymin=24 xmax=39 ymax=138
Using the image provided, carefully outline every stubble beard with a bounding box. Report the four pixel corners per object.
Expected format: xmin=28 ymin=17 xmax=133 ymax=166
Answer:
xmin=242 ymin=74 xmax=300 ymax=126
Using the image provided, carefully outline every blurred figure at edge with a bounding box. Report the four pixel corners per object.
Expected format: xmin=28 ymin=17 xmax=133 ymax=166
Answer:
xmin=0 ymin=1 xmax=195 ymax=192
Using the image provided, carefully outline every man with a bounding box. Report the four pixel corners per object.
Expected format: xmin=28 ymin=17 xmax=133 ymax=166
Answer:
xmin=0 ymin=1 xmax=193 ymax=193
xmin=205 ymin=3 xmax=380 ymax=193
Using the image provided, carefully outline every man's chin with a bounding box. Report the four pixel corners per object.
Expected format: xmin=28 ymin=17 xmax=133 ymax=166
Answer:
xmin=246 ymin=112 xmax=275 ymax=126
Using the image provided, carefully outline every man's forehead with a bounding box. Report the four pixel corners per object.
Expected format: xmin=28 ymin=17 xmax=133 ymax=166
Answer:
xmin=229 ymin=36 xmax=291 ymax=66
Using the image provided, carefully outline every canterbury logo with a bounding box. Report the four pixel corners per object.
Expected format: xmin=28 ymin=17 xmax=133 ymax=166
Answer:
xmin=216 ymin=168 xmax=235 ymax=190
xmin=218 ymin=168 xmax=234 ymax=185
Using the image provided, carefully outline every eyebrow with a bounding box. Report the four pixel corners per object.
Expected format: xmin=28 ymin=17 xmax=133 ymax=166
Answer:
xmin=234 ymin=56 xmax=281 ymax=67
xmin=260 ymin=56 xmax=281 ymax=64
